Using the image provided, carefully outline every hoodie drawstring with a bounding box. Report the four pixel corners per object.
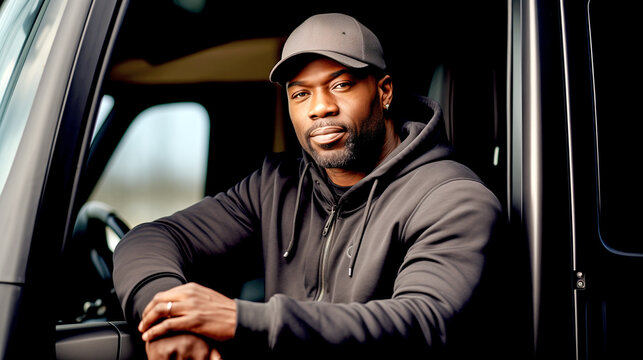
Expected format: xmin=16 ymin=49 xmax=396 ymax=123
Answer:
xmin=348 ymin=178 xmax=378 ymax=277
xmin=282 ymin=162 xmax=379 ymax=278
xmin=283 ymin=162 xmax=311 ymax=258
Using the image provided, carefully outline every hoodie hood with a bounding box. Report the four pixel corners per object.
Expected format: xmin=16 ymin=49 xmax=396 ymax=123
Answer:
xmin=305 ymin=96 xmax=453 ymax=203
xmin=360 ymin=96 xmax=452 ymax=185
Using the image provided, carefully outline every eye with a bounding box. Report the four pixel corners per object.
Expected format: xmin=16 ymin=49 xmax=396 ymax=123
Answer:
xmin=290 ymin=90 xmax=309 ymax=100
xmin=332 ymin=81 xmax=352 ymax=91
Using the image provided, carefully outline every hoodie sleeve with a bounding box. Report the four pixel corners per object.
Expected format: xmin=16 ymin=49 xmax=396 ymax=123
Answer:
xmin=230 ymin=178 xmax=502 ymax=359
xmin=112 ymin=166 xmax=264 ymax=324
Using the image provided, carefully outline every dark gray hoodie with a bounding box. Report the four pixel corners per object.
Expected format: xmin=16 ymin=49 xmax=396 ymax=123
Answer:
xmin=112 ymin=97 xmax=502 ymax=359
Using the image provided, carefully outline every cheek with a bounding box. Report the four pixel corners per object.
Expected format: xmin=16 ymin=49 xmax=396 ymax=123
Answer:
xmin=338 ymin=103 xmax=372 ymax=132
xmin=288 ymin=111 xmax=309 ymax=145
xmin=338 ymin=86 xmax=378 ymax=120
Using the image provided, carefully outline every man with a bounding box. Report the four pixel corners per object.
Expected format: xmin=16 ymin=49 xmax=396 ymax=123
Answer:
xmin=113 ymin=13 xmax=502 ymax=359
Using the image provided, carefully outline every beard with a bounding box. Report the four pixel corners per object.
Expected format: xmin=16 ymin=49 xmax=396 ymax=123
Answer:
xmin=305 ymin=96 xmax=386 ymax=171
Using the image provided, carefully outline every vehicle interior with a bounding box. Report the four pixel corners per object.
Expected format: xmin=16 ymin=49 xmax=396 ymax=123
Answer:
xmin=55 ymin=0 xmax=524 ymax=357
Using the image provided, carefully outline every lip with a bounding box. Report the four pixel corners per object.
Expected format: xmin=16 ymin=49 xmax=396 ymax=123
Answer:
xmin=309 ymin=126 xmax=346 ymax=146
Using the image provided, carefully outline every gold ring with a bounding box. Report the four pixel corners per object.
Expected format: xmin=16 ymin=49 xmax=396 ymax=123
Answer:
xmin=166 ymin=301 xmax=173 ymax=318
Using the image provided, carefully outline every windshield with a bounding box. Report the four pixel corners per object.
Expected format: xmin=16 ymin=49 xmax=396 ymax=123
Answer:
xmin=0 ymin=0 xmax=45 ymax=193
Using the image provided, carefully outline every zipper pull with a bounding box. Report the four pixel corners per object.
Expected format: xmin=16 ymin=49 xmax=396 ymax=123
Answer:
xmin=322 ymin=206 xmax=337 ymax=236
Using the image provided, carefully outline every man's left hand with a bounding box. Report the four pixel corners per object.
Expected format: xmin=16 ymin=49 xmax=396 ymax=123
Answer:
xmin=139 ymin=282 xmax=237 ymax=343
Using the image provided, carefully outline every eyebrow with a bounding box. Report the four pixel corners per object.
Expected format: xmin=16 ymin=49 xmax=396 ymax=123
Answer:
xmin=286 ymin=69 xmax=350 ymax=89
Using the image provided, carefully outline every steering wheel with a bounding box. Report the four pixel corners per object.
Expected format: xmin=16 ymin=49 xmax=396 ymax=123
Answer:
xmin=59 ymin=201 xmax=130 ymax=323
xmin=73 ymin=201 xmax=130 ymax=277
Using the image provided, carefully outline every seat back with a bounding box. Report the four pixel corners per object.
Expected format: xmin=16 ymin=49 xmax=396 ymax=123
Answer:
xmin=427 ymin=62 xmax=505 ymax=204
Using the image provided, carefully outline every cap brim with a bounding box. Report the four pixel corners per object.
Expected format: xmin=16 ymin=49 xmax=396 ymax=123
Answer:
xmin=269 ymin=50 xmax=370 ymax=84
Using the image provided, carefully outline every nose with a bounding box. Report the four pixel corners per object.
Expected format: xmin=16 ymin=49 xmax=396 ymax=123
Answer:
xmin=308 ymin=91 xmax=338 ymax=120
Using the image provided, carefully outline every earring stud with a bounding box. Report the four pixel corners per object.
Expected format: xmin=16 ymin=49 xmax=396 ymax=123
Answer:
xmin=384 ymin=104 xmax=390 ymax=110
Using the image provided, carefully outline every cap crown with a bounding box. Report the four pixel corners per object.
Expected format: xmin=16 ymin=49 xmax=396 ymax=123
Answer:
xmin=270 ymin=13 xmax=385 ymax=83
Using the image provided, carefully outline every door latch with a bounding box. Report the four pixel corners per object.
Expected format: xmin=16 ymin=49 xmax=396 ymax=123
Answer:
xmin=574 ymin=270 xmax=586 ymax=290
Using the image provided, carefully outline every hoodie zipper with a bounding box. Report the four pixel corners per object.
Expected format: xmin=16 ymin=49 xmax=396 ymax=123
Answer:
xmin=315 ymin=205 xmax=338 ymax=301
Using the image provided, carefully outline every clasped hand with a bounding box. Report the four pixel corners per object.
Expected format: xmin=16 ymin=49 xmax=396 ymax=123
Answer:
xmin=138 ymin=282 xmax=237 ymax=359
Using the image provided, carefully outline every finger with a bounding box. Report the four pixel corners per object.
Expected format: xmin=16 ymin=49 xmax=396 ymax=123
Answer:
xmin=143 ymin=283 xmax=197 ymax=316
xmin=141 ymin=283 xmax=202 ymax=321
xmin=142 ymin=316 xmax=195 ymax=342
xmin=141 ymin=287 xmax=180 ymax=321
xmin=141 ymin=294 xmax=167 ymax=325
xmin=141 ymin=283 xmax=219 ymax=331
xmin=139 ymin=299 xmax=179 ymax=333
xmin=139 ymin=301 xmax=163 ymax=333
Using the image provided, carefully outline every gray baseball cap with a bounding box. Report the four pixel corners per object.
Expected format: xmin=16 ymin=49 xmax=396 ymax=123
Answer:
xmin=269 ymin=13 xmax=386 ymax=84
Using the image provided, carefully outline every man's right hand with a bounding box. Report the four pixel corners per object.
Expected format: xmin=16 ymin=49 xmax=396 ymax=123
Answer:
xmin=145 ymin=333 xmax=222 ymax=360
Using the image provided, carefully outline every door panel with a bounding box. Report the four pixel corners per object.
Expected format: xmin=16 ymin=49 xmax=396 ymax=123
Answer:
xmin=0 ymin=0 xmax=127 ymax=357
xmin=56 ymin=321 xmax=143 ymax=360
xmin=561 ymin=0 xmax=643 ymax=358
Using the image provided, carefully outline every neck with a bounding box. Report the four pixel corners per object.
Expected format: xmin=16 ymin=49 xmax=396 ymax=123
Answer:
xmin=325 ymin=168 xmax=367 ymax=187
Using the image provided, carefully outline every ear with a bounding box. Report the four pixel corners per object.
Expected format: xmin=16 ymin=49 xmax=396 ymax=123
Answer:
xmin=377 ymin=75 xmax=393 ymax=109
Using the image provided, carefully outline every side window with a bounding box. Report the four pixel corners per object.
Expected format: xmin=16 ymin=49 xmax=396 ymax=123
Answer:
xmin=589 ymin=1 xmax=642 ymax=253
xmin=92 ymin=94 xmax=114 ymax=140
xmin=90 ymin=102 xmax=209 ymax=248
xmin=0 ymin=0 xmax=46 ymax=191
